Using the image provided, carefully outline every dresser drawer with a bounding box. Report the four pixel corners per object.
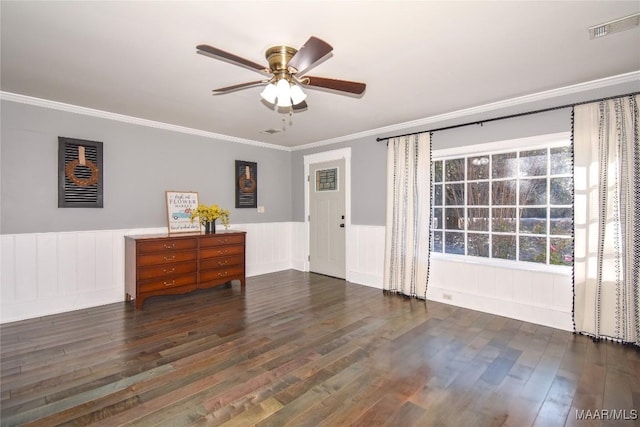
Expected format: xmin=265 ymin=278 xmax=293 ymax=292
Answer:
xmin=200 ymin=266 xmax=244 ymax=283
xmin=200 ymin=255 xmax=243 ymax=270
xmin=199 ymin=234 xmax=244 ymax=247
xmin=200 ymin=245 xmax=244 ymax=259
xmin=137 ymin=238 xmax=197 ymax=254
xmin=137 ymin=250 xmax=197 ymax=267
xmin=139 ymin=273 xmax=197 ymax=293
xmin=138 ymin=261 xmax=197 ymax=280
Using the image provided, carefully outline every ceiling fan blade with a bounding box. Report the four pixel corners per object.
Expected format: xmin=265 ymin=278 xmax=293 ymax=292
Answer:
xmin=212 ymin=80 xmax=267 ymax=93
xmin=300 ymin=76 xmax=366 ymax=95
xmin=287 ymin=36 xmax=333 ymax=74
xmin=197 ymin=44 xmax=269 ymax=74
xmin=292 ymin=100 xmax=308 ymax=111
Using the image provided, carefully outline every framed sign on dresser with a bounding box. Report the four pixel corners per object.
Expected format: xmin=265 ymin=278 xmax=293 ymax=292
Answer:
xmin=125 ymin=230 xmax=246 ymax=309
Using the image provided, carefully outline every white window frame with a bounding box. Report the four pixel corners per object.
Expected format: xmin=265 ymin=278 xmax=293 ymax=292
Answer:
xmin=430 ymin=132 xmax=573 ymax=275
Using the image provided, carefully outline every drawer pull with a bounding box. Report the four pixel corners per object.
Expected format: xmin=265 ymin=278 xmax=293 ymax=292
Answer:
xmin=218 ymin=260 xmax=228 ymax=266
xmin=163 ymin=280 xmax=176 ymax=286
xmin=163 ymin=267 xmax=175 ymax=274
xmin=217 ymin=250 xmax=228 ymax=255
xmin=217 ymin=271 xmax=228 ymax=277
xmin=163 ymin=243 xmax=176 ymax=249
xmin=163 ymin=255 xmax=175 ymax=261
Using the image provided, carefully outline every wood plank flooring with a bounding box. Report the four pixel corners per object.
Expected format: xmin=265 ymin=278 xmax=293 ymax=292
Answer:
xmin=1 ymin=270 xmax=639 ymax=426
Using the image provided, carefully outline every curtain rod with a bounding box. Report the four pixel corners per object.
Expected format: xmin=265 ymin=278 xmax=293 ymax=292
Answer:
xmin=376 ymin=91 xmax=639 ymax=142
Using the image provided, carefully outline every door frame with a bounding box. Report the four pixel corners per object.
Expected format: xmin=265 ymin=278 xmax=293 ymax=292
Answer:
xmin=303 ymin=147 xmax=351 ymax=280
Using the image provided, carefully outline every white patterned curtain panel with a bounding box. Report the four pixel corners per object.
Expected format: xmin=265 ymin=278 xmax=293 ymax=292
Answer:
xmin=573 ymin=94 xmax=639 ymax=346
xmin=383 ymin=132 xmax=431 ymax=298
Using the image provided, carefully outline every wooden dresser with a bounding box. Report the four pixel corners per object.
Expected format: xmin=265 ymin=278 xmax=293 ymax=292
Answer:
xmin=125 ymin=230 xmax=246 ymax=309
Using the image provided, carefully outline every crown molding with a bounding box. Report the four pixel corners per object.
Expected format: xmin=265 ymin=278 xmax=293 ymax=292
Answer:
xmin=0 ymin=91 xmax=291 ymax=152
xmin=2 ymin=71 xmax=638 ymax=153
xmin=291 ymin=70 xmax=640 ymax=151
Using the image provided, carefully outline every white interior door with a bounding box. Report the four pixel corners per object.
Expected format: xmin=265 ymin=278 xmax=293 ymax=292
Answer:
xmin=309 ymin=159 xmax=346 ymax=279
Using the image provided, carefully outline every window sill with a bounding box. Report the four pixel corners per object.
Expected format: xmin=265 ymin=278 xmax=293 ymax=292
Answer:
xmin=429 ymin=252 xmax=572 ymax=276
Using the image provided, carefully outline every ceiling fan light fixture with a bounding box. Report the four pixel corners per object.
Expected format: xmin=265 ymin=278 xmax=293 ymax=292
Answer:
xmin=276 ymin=78 xmax=292 ymax=107
xmin=290 ymin=84 xmax=307 ymax=105
xmin=276 ymin=96 xmax=292 ymax=108
xmin=197 ymin=36 xmax=366 ymax=111
xmin=260 ymin=83 xmax=277 ymax=103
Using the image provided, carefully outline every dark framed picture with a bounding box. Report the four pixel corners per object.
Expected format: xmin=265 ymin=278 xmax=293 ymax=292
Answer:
xmin=58 ymin=137 xmax=104 ymax=208
xmin=235 ymin=160 xmax=257 ymax=208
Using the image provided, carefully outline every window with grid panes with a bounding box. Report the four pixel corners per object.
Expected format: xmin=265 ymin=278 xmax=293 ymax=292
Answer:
xmin=431 ymin=141 xmax=573 ymax=266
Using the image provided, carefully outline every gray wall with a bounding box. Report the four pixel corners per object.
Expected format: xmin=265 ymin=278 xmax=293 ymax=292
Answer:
xmin=1 ymin=101 xmax=292 ymax=234
xmin=290 ymin=138 xmax=387 ymax=225
xmin=430 ymin=108 xmax=571 ymax=150
xmin=3 ymin=79 xmax=637 ymax=233
xmin=290 ymin=111 xmax=569 ymax=225
xmin=291 ymin=80 xmax=639 ymax=225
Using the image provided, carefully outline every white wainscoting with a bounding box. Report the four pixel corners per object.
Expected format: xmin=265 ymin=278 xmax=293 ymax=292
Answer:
xmin=2 ymin=222 xmax=574 ymax=330
xmin=290 ymin=221 xmax=308 ymax=272
xmin=0 ymin=222 xmax=296 ymax=323
xmin=427 ymin=257 xmax=573 ymax=331
xmin=347 ymin=225 xmax=385 ymax=288
xmin=231 ymin=222 xmax=293 ymax=277
xmin=1 ymin=229 xmax=129 ymax=323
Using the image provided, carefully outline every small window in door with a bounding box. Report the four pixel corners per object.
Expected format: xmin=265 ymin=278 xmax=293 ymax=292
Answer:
xmin=316 ymin=168 xmax=338 ymax=191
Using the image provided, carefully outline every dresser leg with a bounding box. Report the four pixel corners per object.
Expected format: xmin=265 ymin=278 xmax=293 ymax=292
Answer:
xmin=135 ymin=297 xmax=144 ymax=310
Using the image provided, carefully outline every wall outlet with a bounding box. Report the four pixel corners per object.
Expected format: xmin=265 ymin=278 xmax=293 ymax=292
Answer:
xmin=257 ymin=206 xmax=265 ymax=213
xmin=442 ymin=293 xmax=453 ymax=301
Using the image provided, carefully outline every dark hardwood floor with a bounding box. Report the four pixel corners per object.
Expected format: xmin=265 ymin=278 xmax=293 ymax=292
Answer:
xmin=1 ymin=270 xmax=638 ymax=426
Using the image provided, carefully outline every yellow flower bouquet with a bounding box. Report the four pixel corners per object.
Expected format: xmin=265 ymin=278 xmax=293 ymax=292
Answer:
xmin=189 ymin=204 xmax=230 ymax=230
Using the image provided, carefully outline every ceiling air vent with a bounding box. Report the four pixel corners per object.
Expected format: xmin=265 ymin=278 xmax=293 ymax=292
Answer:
xmin=260 ymin=128 xmax=282 ymax=135
xmin=589 ymin=12 xmax=640 ymax=39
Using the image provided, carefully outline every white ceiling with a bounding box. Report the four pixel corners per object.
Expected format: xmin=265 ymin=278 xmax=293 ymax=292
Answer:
xmin=1 ymin=1 xmax=639 ymax=148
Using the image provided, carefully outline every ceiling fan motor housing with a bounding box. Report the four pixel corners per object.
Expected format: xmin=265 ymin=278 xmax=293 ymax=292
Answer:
xmin=266 ymin=46 xmax=298 ymax=82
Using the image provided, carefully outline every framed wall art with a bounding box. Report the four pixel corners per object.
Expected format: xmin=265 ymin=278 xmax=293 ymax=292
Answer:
xmin=58 ymin=137 xmax=104 ymax=208
xmin=235 ymin=160 xmax=257 ymax=208
xmin=165 ymin=191 xmax=200 ymax=234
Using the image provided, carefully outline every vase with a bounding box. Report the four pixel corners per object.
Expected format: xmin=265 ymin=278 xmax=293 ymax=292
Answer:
xmin=204 ymin=220 xmax=216 ymax=234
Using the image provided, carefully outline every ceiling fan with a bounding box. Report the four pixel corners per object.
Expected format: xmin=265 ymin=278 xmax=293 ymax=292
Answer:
xmin=196 ymin=36 xmax=366 ymax=111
